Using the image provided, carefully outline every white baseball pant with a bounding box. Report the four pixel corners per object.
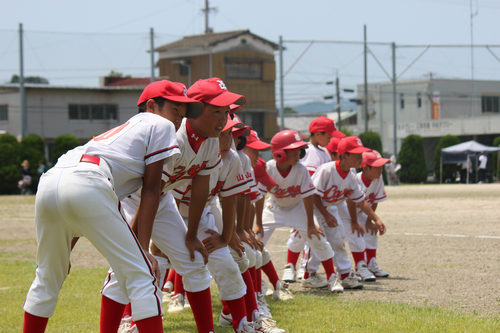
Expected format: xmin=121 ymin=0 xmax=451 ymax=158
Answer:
xmin=342 ymin=211 xmax=378 ymax=252
xmin=24 ymin=156 xmax=162 ymax=321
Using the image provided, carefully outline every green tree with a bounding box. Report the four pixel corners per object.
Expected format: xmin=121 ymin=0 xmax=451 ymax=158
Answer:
xmin=340 ymin=128 xmax=353 ymax=137
xmin=52 ymin=134 xmax=81 ymax=165
xmin=284 ymin=106 xmax=299 ymax=114
xmin=434 ymin=135 xmax=460 ymax=182
xmin=10 ymin=74 xmax=49 ymax=84
xmin=21 ymin=134 xmax=46 ymax=192
xmin=0 ymin=133 xmax=21 ymax=194
xmin=397 ymin=134 xmax=428 ymax=183
xmin=492 ymin=136 xmax=500 ymax=179
xmin=359 ymin=131 xmax=387 ymax=183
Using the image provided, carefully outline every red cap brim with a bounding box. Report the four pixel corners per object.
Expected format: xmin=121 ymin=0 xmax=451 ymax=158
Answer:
xmin=207 ymin=92 xmax=246 ymax=107
xmin=331 ymin=130 xmax=347 ymax=138
xmin=368 ymin=158 xmax=391 ymax=167
xmin=347 ymin=147 xmax=372 ymax=154
xmin=246 ymin=141 xmax=272 ymax=151
xmin=232 ymin=126 xmax=251 ymax=138
xmin=163 ymin=95 xmax=203 ymax=118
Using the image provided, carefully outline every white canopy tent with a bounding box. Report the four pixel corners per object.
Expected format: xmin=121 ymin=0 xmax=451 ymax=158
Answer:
xmin=440 ymin=140 xmax=500 ymax=183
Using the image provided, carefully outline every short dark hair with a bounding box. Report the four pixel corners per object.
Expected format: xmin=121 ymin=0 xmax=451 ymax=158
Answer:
xmin=339 ymin=152 xmax=350 ymax=160
xmin=138 ymin=97 xmax=167 ymax=113
xmin=309 ymin=131 xmax=325 ymax=140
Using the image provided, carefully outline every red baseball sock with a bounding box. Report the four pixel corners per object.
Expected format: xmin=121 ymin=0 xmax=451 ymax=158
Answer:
xmin=167 ymin=269 xmax=176 ymax=284
xmin=321 ymin=258 xmax=336 ymax=281
xmin=23 ymin=312 xmax=49 ymax=333
xmin=366 ymin=249 xmax=377 ymax=265
xmin=100 ymin=295 xmax=126 ymax=333
xmin=123 ymin=303 xmax=132 ymax=317
xmin=255 ymin=268 xmax=263 ymax=294
xmin=173 ymin=271 xmax=185 ymax=296
xmin=224 ymin=297 xmax=248 ymax=332
xmin=242 ymin=269 xmax=259 ymax=319
xmin=286 ymin=249 xmax=300 ymax=267
xmin=135 ymin=315 xmax=163 ymax=333
xmin=341 ymin=273 xmax=349 ymax=280
xmin=248 ymin=266 xmax=256 ymax=286
xmin=186 ymin=288 xmax=214 ymax=333
xmin=352 ymin=251 xmax=366 ymax=268
xmin=303 ymin=271 xmax=309 ymax=279
xmin=221 ymin=300 xmax=231 ymax=315
xmin=261 ymin=260 xmax=280 ymax=290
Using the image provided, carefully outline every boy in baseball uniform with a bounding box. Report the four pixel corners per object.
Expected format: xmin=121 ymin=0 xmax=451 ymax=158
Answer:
xmin=284 ymin=117 xmax=345 ymax=287
xmin=257 ymin=130 xmax=343 ymax=293
xmin=23 ymin=80 xmax=201 ymax=333
xmin=345 ymin=150 xmax=389 ymax=278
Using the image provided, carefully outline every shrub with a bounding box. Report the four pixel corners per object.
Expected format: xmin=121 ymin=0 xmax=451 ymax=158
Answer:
xmin=340 ymin=128 xmax=353 ymax=137
xmin=493 ymin=136 xmax=500 ymax=179
xmin=359 ymin=131 xmax=387 ymax=183
xmin=21 ymin=134 xmax=47 ymax=193
xmin=434 ymin=135 xmax=460 ymax=182
xmin=0 ymin=133 xmax=21 ymax=194
xmin=397 ymin=134 xmax=428 ymax=183
xmin=52 ymin=134 xmax=81 ymax=165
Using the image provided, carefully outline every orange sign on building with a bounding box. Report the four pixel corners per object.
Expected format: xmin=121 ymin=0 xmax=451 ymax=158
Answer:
xmin=432 ymin=91 xmax=440 ymax=120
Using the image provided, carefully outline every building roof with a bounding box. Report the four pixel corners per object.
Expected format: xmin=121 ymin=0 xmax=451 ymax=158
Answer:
xmin=105 ymin=77 xmax=151 ymax=87
xmin=0 ymin=83 xmax=144 ymax=91
xmin=155 ymin=29 xmax=279 ymax=52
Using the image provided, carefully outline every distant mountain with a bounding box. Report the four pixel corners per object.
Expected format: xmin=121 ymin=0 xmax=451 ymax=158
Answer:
xmin=291 ymin=99 xmax=358 ymax=114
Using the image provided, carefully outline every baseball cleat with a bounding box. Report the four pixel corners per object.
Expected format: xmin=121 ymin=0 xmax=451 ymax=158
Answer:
xmin=183 ymin=295 xmax=191 ymax=309
xmin=282 ymin=263 xmax=296 ymax=283
xmin=262 ymin=280 xmax=273 ymax=297
xmin=341 ymin=272 xmax=363 ymax=289
xmin=117 ymin=315 xmax=132 ymax=333
xmin=297 ymin=260 xmax=306 ymax=280
xmin=167 ymin=293 xmax=185 ymax=314
xmin=301 ymin=272 xmax=328 ymax=288
xmin=126 ymin=324 xmax=138 ymax=333
xmin=327 ymin=274 xmax=344 ymax=293
xmin=356 ymin=262 xmax=377 ymax=282
xmin=163 ymin=280 xmax=173 ymax=293
xmin=253 ymin=311 xmax=286 ymax=333
xmin=237 ymin=320 xmax=257 ymax=333
xmin=272 ymin=283 xmax=294 ymax=301
xmin=219 ymin=311 xmax=233 ymax=327
xmin=368 ymin=263 xmax=389 ymax=278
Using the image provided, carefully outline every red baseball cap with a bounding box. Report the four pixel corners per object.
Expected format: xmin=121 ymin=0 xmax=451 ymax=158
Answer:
xmin=187 ymin=78 xmax=246 ymax=107
xmin=309 ymin=116 xmax=346 ymax=138
xmin=246 ymin=130 xmax=271 ymax=151
xmin=337 ymin=136 xmax=371 ymax=155
xmin=326 ymin=137 xmax=342 ymax=154
xmin=223 ymin=114 xmax=244 ymax=132
xmin=231 ymin=114 xmax=251 ymax=137
xmin=360 ymin=150 xmax=391 ymax=168
xmin=230 ymin=104 xmax=244 ymax=114
xmin=253 ymin=157 xmax=276 ymax=188
xmin=137 ymin=80 xmax=203 ymax=118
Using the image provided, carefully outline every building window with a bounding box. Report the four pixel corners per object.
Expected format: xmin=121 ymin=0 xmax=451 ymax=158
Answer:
xmin=400 ymin=93 xmax=405 ymax=110
xmin=0 ymin=105 xmax=7 ymax=121
xmin=226 ymin=61 xmax=262 ymax=80
xmin=417 ymin=92 xmax=422 ymax=108
xmin=179 ymin=64 xmax=190 ymax=76
xmin=481 ymin=96 xmax=500 ymax=113
xmin=235 ymin=112 xmax=265 ymax=136
xmin=69 ymin=104 xmax=118 ymax=121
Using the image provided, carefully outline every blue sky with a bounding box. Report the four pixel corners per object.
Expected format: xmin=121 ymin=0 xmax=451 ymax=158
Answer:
xmin=1 ymin=0 xmax=500 ymax=106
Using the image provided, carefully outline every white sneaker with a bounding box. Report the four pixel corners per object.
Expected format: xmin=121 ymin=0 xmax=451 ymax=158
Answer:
xmin=118 ymin=315 xmax=132 ymax=333
xmin=253 ymin=311 xmax=286 ymax=333
xmin=167 ymin=293 xmax=184 ymax=314
xmin=356 ymin=262 xmax=376 ymax=282
xmin=327 ymin=274 xmax=344 ymax=293
xmin=219 ymin=311 xmax=233 ymax=327
xmin=163 ymin=280 xmax=173 ymax=293
xmin=272 ymin=283 xmax=294 ymax=301
xmin=183 ymin=295 xmax=191 ymax=309
xmin=282 ymin=264 xmax=296 ymax=283
xmin=238 ymin=320 xmax=257 ymax=333
xmin=297 ymin=260 xmax=306 ymax=280
xmin=301 ymin=272 xmax=328 ymax=288
xmin=262 ymin=280 xmax=273 ymax=297
xmin=368 ymin=262 xmax=389 ymax=278
xmin=257 ymin=293 xmax=272 ymax=318
xmin=341 ymin=271 xmax=363 ymax=289
xmin=162 ymin=291 xmax=172 ymax=303
xmin=126 ymin=324 xmax=138 ymax=333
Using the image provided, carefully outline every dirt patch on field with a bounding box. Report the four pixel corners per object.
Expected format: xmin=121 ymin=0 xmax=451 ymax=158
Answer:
xmin=1 ymin=184 xmax=499 ymax=313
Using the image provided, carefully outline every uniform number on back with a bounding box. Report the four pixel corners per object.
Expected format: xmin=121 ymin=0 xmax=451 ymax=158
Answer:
xmin=92 ymin=119 xmax=141 ymax=144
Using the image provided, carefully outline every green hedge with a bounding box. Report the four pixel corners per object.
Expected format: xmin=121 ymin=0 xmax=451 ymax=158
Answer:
xmin=492 ymin=136 xmax=500 ymax=179
xmin=434 ymin=135 xmax=460 ymax=182
xmin=359 ymin=131 xmax=387 ymax=183
xmin=397 ymin=134 xmax=428 ymax=183
xmin=0 ymin=134 xmax=21 ymax=194
xmin=52 ymin=134 xmax=81 ymax=165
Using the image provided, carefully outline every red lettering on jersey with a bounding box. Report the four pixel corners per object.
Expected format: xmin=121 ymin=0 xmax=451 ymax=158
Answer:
xmin=167 ymin=161 xmax=209 ymax=184
xmin=209 ymin=181 xmax=225 ymax=198
xmin=245 ymin=172 xmax=252 ymax=180
xmin=366 ymin=193 xmax=376 ymax=205
xmin=236 ymin=174 xmax=245 ymax=182
xmin=268 ymin=184 xmax=301 ymax=199
xmin=92 ymin=121 xmax=130 ymax=141
xmin=323 ymin=185 xmax=354 ymax=203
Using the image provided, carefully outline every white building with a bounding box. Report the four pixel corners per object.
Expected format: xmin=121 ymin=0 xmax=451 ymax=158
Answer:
xmin=349 ymin=78 xmax=500 ymax=171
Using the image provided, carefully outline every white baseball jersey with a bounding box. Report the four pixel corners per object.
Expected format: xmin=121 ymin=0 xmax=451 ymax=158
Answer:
xmin=173 ymin=149 xmax=249 ymax=217
xmin=356 ymin=172 xmax=387 ymax=213
xmin=161 ymin=118 xmax=222 ymax=192
xmin=236 ymin=150 xmax=263 ymax=203
xmin=258 ymin=159 xmax=316 ymax=209
xmin=313 ymin=160 xmax=365 ymax=207
xmin=300 ymin=142 xmax=331 ymax=175
xmin=73 ymin=112 xmax=180 ymax=200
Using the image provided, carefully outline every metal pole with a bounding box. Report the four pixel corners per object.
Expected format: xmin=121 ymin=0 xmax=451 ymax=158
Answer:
xmin=392 ymin=42 xmax=397 ymax=159
xmin=188 ymin=64 xmax=192 ymax=88
xmin=150 ymin=28 xmax=155 ymax=83
xmin=19 ymin=23 xmax=26 ymax=139
xmin=364 ymin=25 xmax=368 ymax=133
xmin=440 ymin=157 xmax=442 ymax=184
xmin=336 ymin=71 xmax=341 ymax=130
xmin=205 ymin=0 xmax=209 ymax=34
xmin=209 ymin=50 xmax=213 ymax=77
xmin=279 ymin=35 xmax=285 ymax=131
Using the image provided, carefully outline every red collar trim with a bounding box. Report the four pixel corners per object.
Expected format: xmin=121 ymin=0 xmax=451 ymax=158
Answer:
xmin=336 ymin=160 xmax=349 ymax=179
xmin=361 ymin=173 xmax=373 ymax=187
xmin=277 ymin=165 xmax=292 ymax=178
xmin=186 ymin=120 xmax=207 ymax=153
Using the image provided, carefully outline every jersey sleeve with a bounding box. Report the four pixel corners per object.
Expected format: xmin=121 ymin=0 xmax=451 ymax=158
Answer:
xmin=299 ymin=165 xmax=317 ymax=198
xmin=312 ymin=163 xmax=331 ymax=198
xmin=372 ymin=180 xmax=388 ymax=204
xmin=347 ymin=170 xmax=366 ymax=203
xmin=220 ymin=152 xmax=250 ymax=197
xmin=198 ymin=143 xmax=222 ymax=176
xmin=145 ymin=118 xmax=180 ymax=166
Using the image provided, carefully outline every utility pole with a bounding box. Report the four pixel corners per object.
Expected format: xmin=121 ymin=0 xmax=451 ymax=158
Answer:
xmin=19 ymin=23 xmax=26 ymax=139
xmin=279 ymin=35 xmax=285 ymax=131
xmin=364 ymin=25 xmax=368 ymax=133
xmin=150 ymin=28 xmax=155 ymax=83
xmin=202 ymin=0 xmax=216 ymax=34
xmin=392 ymin=42 xmax=397 ymax=159
xmin=335 ymin=71 xmax=341 ymax=130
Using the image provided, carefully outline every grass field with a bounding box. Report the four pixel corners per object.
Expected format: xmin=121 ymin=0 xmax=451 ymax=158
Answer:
xmin=1 ymin=185 xmax=500 ymax=332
